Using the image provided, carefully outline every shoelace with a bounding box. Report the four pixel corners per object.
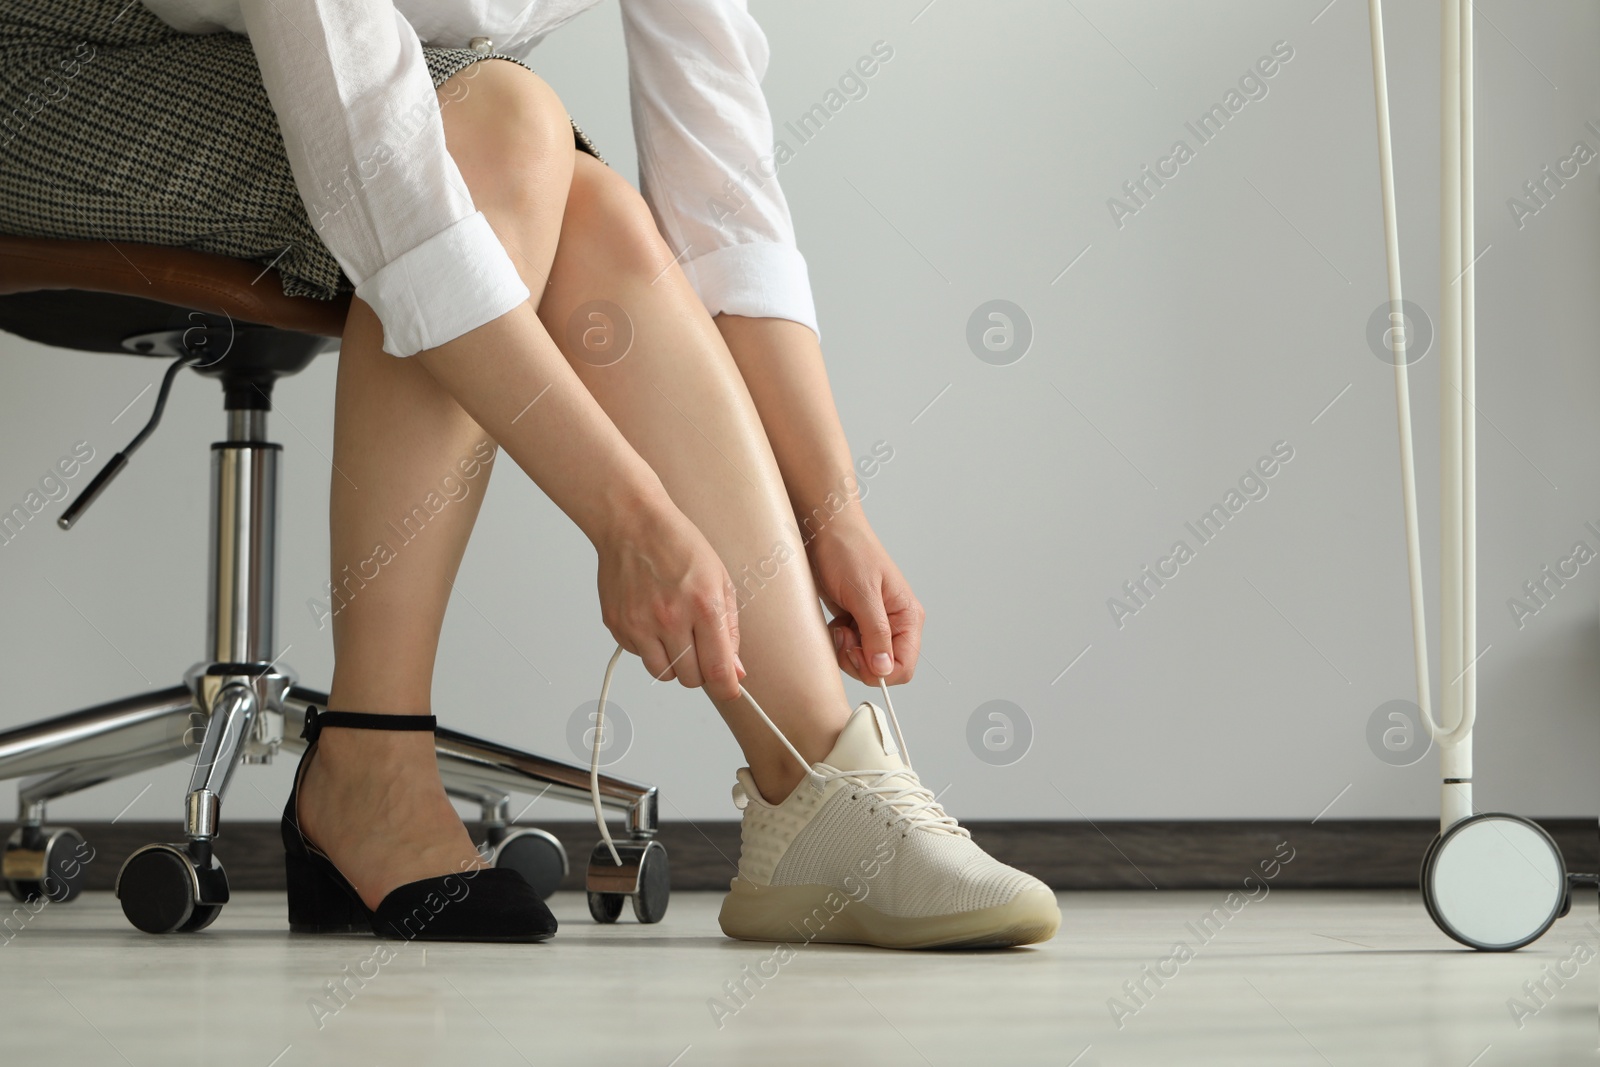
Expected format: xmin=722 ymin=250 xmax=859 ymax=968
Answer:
xmin=589 ymin=642 xmax=960 ymax=864
xmin=811 ymin=768 xmax=968 ymax=838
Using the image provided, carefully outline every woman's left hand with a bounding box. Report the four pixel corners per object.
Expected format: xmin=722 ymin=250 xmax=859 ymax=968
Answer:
xmin=806 ymin=516 xmax=924 ymax=685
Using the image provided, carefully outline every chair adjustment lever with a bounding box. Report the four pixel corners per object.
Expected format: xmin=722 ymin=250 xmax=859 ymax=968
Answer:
xmin=58 ymin=353 xmax=192 ymax=530
xmin=58 ymin=452 xmax=130 ymax=530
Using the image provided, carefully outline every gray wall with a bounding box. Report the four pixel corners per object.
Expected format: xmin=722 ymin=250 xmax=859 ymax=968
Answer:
xmin=1 ymin=0 xmax=1596 ymax=825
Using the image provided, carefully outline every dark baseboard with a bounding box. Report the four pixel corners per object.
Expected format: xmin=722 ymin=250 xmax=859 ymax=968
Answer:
xmin=29 ymin=818 xmax=1599 ymax=894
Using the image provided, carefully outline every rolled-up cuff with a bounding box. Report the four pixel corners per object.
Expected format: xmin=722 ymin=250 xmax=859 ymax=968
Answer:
xmin=681 ymin=242 xmax=820 ymax=341
xmin=353 ymin=211 xmax=531 ymax=357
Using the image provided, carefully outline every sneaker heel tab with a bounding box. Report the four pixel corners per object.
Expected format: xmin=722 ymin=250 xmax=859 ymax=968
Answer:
xmin=733 ymin=767 xmax=765 ymax=809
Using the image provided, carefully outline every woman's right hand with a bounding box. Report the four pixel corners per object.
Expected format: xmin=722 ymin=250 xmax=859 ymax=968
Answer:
xmin=595 ymin=497 xmax=745 ymax=702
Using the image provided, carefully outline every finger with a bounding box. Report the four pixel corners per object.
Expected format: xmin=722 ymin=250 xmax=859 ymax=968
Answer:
xmin=691 ymin=591 xmax=741 ymax=703
xmin=638 ymin=637 xmax=676 ymax=684
xmin=830 ymin=608 xmax=862 ymax=649
xmin=827 ymin=611 xmax=865 ymax=682
xmin=610 ymin=630 xmax=642 ymax=659
xmin=829 ymin=615 xmax=860 ymax=656
xmin=829 ymin=631 xmax=863 ymax=682
xmin=834 ymin=646 xmax=860 ymax=682
xmin=884 ymin=595 xmax=925 ymax=684
xmin=667 ymin=631 xmax=704 ymax=691
xmin=722 ymin=572 xmax=745 ymax=680
xmin=845 ymin=646 xmax=867 ymax=681
xmin=845 ymin=578 xmax=895 ymax=678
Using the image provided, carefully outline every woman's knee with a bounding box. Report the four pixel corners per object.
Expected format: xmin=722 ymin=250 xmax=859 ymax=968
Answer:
xmin=561 ymin=152 xmax=676 ymax=278
xmin=435 ymin=59 xmax=574 ymax=213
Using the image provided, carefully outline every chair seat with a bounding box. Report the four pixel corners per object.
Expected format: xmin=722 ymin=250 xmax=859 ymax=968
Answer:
xmin=0 ymin=235 xmax=348 ymax=338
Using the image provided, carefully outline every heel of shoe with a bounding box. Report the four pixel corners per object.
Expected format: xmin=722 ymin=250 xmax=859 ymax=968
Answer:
xmin=284 ymin=826 xmax=370 ymax=934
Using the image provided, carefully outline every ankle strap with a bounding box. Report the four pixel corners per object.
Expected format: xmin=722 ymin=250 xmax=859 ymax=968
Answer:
xmin=300 ymin=706 xmax=438 ymax=744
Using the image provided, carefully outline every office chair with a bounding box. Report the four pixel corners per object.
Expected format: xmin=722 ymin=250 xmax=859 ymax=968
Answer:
xmin=0 ymin=235 xmax=668 ymax=933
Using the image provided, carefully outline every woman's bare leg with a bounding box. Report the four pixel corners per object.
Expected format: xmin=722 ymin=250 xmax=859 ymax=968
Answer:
xmin=534 ymin=153 xmax=851 ymax=801
xmin=409 ymin=72 xmax=851 ymax=800
xmin=297 ymin=61 xmax=580 ymax=908
xmin=294 ymin=300 xmax=502 ymax=907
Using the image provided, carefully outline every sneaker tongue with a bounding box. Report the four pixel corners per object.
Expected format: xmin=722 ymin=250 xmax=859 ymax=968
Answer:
xmin=820 ymin=702 xmax=906 ymax=774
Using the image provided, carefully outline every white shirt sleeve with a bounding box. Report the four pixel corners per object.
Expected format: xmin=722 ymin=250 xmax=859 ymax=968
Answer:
xmin=619 ymin=0 xmax=820 ymax=340
xmin=236 ymin=0 xmax=531 ymax=356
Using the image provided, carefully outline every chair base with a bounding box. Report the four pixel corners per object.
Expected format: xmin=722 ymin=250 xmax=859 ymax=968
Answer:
xmin=0 ymin=664 xmax=665 ymax=930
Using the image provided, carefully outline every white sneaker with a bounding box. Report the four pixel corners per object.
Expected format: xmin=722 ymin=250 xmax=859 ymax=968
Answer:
xmin=717 ymin=701 xmax=1061 ymax=949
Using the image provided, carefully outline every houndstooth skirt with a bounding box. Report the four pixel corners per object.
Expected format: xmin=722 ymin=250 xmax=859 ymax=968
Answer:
xmin=0 ymin=0 xmax=601 ymax=306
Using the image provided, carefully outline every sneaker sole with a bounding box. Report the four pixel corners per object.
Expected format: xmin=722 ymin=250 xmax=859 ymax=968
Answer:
xmin=717 ymin=878 xmax=1060 ymax=950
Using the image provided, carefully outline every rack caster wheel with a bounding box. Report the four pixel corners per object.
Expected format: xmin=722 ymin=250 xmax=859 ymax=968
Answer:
xmin=1420 ymin=813 xmax=1568 ymax=951
xmin=116 ymin=843 xmax=230 ymax=934
xmin=4 ymin=827 xmax=93 ymax=904
xmin=585 ymin=838 xmax=670 ymax=924
xmin=487 ymin=827 xmax=568 ymax=901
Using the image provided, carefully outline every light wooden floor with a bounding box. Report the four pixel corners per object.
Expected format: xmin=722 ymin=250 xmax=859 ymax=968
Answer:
xmin=1 ymin=890 xmax=1596 ymax=1065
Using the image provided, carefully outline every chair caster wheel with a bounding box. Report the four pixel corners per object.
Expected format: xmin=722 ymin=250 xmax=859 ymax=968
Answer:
xmin=116 ymin=843 xmax=230 ymax=934
xmin=585 ymin=838 xmax=670 ymax=924
xmin=180 ymin=903 xmax=224 ymax=933
xmin=588 ymin=890 xmax=625 ymax=923
xmin=3 ymin=826 xmax=93 ymax=904
xmin=631 ymin=841 xmax=669 ymax=924
xmin=487 ymin=828 xmax=568 ymax=901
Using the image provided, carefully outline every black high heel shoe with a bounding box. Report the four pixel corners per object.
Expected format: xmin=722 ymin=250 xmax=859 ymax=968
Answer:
xmin=282 ymin=707 xmax=557 ymax=942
